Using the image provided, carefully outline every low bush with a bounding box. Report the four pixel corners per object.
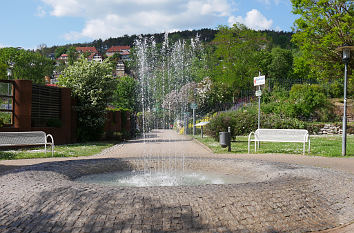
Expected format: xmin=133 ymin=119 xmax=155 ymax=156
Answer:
xmin=205 ymin=106 xmax=306 ymax=140
xmin=262 ymin=113 xmax=305 ymax=129
xmin=205 ymin=111 xmax=244 ymax=140
xmin=289 ymin=84 xmax=331 ymax=121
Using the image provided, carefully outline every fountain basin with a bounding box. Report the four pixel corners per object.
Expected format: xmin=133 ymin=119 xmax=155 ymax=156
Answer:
xmin=75 ymin=170 xmax=249 ymax=187
xmin=72 ymin=157 xmax=274 ymax=186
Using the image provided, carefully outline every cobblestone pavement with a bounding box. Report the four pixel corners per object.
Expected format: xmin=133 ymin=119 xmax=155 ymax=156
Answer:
xmin=0 ymin=130 xmax=353 ymax=233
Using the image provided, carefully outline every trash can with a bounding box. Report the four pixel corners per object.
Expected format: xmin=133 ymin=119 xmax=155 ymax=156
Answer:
xmin=219 ymin=132 xmax=230 ymax=148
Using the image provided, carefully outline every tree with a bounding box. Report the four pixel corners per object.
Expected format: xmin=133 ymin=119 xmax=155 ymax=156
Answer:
xmin=54 ymin=47 xmax=67 ymax=59
xmin=58 ymin=58 xmax=116 ymax=141
xmin=212 ymin=24 xmax=270 ymax=101
xmin=291 ymin=0 xmax=353 ymax=82
xmin=189 ymin=44 xmax=215 ymax=83
xmin=67 ymin=47 xmax=78 ymax=65
xmin=254 ymin=49 xmax=272 ymax=77
xmin=268 ymin=47 xmax=294 ymax=83
xmin=292 ymin=51 xmax=317 ymax=81
xmin=0 ymin=62 xmax=7 ymax=80
xmin=111 ymin=76 xmax=138 ymax=111
xmin=0 ymin=47 xmax=54 ymax=84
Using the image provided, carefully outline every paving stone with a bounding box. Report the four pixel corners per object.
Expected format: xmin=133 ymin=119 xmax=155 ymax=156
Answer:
xmin=0 ymin=130 xmax=353 ymax=232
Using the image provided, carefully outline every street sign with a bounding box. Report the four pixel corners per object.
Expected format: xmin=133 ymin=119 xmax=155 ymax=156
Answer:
xmin=190 ymin=102 xmax=198 ymax=109
xmin=254 ymin=75 xmax=265 ymax=86
xmin=255 ymin=90 xmax=262 ymax=97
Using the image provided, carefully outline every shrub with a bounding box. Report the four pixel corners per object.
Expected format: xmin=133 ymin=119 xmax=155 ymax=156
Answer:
xmin=206 ymin=106 xmax=306 ymax=140
xmin=263 ymin=84 xmax=336 ymax=122
xmin=290 ymin=84 xmax=338 ymax=121
xmin=0 ymin=112 xmax=11 ymax=126
xmin=205 ymin=111 xmax=241 ymax=140
xmin=262 ymin=113 xmax=305 ymax=129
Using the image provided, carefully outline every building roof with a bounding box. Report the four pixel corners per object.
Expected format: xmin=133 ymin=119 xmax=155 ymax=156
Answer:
xmin=76 ymin=46 xmax=98 ymax=53
xmin=107 ymin=46 xmax=130 ymax=53
xmin=57 ymin=54 xmax=68 ymax=60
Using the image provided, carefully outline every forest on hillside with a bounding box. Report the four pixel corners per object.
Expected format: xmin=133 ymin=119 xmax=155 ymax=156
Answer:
xmin=38 ymin=28 xmax=294 ymax=56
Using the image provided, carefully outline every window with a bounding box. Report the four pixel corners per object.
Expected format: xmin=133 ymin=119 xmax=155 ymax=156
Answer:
xmin=0 ymin=81 xmax=14 ymax=126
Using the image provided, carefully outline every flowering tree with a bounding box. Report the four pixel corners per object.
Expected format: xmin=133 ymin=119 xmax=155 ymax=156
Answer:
xmin=59 ymin=58 xmax=116 ymax=141
xmin=162 ymin=82 xmax=197 ymax=114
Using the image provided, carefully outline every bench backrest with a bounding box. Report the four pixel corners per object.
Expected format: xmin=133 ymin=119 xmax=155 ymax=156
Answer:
xmin=0 ymin=131 xmax=47 ymax=146
xmin=255 ymin=129 xmax=309 ymax=142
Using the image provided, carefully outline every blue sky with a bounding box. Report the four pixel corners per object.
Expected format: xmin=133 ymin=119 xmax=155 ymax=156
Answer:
xmin=0 ymin=0 xmax=297 ymax=49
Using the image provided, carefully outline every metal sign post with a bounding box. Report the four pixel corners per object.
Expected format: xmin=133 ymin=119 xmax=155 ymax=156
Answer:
xmin=190 ymin=102 xmax=198 ymax=136
xmin=258 ymin=85 xmax=261 ymax=129
xmin=184 ymin=112 xmax=189 ymax=135
xmin=254 ymin=72 xmax=265 ymax=129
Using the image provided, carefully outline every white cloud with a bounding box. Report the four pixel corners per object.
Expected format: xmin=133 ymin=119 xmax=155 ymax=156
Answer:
xmin=258 ymin=0 xmax=271 ymax=4
xmin=40 ymin=0 xmax=236 ymax=41
xmin=200 ymin=0 xmax=231 ymax=16
xmin=42 ymin=0 xmax=83 ymax=17
xmin=257 ymin=0 xmax=282 ymax=5
xmin=228 ymin=9 xmax=273 ymax=30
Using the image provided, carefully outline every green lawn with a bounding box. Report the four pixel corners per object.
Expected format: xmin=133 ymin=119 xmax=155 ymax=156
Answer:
xmin=0 ymin=142 xmax=115 ymax=160
xmin=194 ymin=135 xmax=354 ymax=157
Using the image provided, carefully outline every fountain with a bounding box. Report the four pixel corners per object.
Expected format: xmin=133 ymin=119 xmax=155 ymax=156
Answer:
xmin=129 ymin=33 xmax=202 ymax=186
xmin=76 ymin=33 xmax=235 ymax=187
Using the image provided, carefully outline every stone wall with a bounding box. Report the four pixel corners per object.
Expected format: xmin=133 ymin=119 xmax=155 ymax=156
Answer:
xmin=317 ymin=124 xmax=342 ymax=135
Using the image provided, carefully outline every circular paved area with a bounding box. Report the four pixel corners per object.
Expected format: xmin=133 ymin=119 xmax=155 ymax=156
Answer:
xmin=0 ymin=130 xmax=353 ymax=233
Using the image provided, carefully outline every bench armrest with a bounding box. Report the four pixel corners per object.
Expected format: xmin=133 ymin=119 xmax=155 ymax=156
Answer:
xmin=46 ymin=134 xmax=54 ymax=144
xmin=46 ymin=134 xmax=55 ymax=157
xmin=248 ymin=132 xmax=255 ymax=154
xmin=248 ymin=131 xmax=255 ymax=141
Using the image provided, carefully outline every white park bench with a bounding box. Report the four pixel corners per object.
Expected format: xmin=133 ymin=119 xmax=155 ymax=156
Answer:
xmin=248 ymin=129 xmax=310 ymax=155
xmin=0 ymin=131 xmax=55 ymax=156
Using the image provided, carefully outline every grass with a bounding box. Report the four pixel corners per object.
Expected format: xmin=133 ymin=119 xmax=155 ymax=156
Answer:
xmin=194 ymin=134 xmax=354 ymax=157
xmin=0 ymin=141 xmax=115 ymax=160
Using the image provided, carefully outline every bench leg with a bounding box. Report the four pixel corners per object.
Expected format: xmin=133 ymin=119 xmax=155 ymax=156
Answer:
xmin=308 ymin=140 xmax=311 ymax=153
xmin=303 ymin=142 xmax=305 ymax=155
xmin=255 ymin=140 xmax=257 ymax=152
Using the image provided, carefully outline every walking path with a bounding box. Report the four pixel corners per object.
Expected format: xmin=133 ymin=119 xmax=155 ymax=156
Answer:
xmin=0 ymin=129 xmax=353 ymax=233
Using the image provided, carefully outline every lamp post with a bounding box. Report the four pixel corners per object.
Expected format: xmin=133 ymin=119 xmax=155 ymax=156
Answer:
xmin=336 ymin=45 xmax=353 ymax=156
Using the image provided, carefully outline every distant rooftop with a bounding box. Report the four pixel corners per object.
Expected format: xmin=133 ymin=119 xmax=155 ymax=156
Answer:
xmin=76 ymin=46 xmax=98 ymax=53
xmin=107 ymin=46 xmax=130 ymax=53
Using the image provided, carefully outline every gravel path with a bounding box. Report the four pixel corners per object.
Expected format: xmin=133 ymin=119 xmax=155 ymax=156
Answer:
xmin=0 ymin=129 xmax=353 ymax=233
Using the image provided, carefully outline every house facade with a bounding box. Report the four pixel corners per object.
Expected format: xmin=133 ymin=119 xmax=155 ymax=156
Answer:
xmin=57 ymin=54 xmax=68 ymax=63
xmin=76 ymin=47 xmax=103 ymax=63
xmin=106 ymin=46 xmax=131 ymax=60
